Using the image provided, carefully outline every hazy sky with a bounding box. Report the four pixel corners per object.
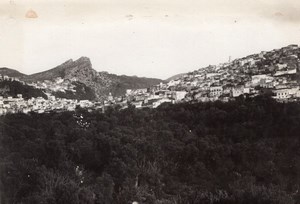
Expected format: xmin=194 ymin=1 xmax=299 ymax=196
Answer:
xmin=0 ymin=0 xmax=300 ymax=79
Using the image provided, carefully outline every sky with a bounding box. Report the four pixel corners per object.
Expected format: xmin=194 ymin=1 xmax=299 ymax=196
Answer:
xmin=0 ymin=0 xmax=300 ymax=79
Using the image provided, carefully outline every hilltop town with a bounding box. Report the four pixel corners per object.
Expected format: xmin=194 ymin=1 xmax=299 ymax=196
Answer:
xmin=113 ymin=44 xmax=300 ymax=107
xmin=165 ymin=44 xmax=300 ymax=102
xmin=1 ymin=44 xmax=300 ymax=115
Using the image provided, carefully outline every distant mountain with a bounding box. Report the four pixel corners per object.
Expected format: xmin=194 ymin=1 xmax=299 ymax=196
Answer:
xmin=22 ymin=57 xmax=95 ymax=82
xmin=23 ymin=57 xmax=163 ymax=98
xmin=166 ymin=73 xmax=186 ymax=82
xmin=101 ymin=73 xmax=164 ymax=96
xmin=1 ymin=57 xmax=163 ymax=99
xmin=0 ymin=67 xmax=27 ymax=78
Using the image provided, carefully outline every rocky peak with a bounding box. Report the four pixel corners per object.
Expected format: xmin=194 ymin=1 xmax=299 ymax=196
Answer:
xmin=75 ymin=56 xmax=91 ymax=63
xmin=61 ymin=59 xmax=74 ymax=66
xmin=69 ymin=57 xmax=93 ymax=71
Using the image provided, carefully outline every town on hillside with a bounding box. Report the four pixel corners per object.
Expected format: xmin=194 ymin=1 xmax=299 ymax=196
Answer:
xmin=1 ymin=44 xmax=300 ymax=115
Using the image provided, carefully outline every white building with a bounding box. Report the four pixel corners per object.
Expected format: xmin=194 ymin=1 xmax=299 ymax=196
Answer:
xmin=209 ymin=86 xmax=223 ymax=97
xmin=174 ymin=91 xmax=187 ymax=101
xmin=273 ymin=87 xmax=299 ymax=99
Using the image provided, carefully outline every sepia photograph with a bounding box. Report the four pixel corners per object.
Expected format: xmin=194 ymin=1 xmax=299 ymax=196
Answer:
xmin=1 ymin=0 xmax=300 ymax=203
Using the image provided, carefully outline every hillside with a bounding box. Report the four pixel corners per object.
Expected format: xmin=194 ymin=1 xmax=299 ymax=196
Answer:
xmin=165 ymin=72 xmax=186 ymax=81
xmin=51 ymin=81 xmax=96 ymax=101
xmin=0 ymin=67 xmax=27 ymax=78
xmin=102 ymin=73 xmax=163 ymax=96
xmin=161 ymin=44 xmax=300 ymax=103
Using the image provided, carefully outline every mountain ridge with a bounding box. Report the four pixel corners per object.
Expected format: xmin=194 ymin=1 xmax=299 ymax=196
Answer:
xmin=21 ymin=56 xmax=95 ymax=82
xmin=0 ymin=67 xmax=27 ymax=78
xmin=0 ymin=57 xmax=163 ymax=99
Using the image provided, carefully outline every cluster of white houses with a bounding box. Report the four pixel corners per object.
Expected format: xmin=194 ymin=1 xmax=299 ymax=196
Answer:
xmin=0 ymin=88 xmax=189 ymax=115
xmin=158 ymin=44 xmax=300 ymax=102
xmin=0 ymin=72 xmax=189 ymax=115
xmin=124 ymin=88 xmax=187 ymax=108
xmin=0 ymin=95 xmax=78 ymax=115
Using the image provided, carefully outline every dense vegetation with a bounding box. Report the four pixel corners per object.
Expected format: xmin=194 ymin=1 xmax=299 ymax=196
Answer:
xmin=0 ymin=80 xmax=47 ymax=99
xmin=52 ymin=82 xmax=96 ymax=101
xmin=1 ymin=96 xmax=300 ymax=203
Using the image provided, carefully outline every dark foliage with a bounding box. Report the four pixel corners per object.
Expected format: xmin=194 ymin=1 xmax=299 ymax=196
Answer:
xmin=1 ymin=96 xmax=300 ymax=203
xmin=0 ymin=80 xmax=47 ymax=99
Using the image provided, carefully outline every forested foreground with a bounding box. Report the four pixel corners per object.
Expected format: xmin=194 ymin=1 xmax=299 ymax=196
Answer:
xmin=2 ymin=96 xmax=300 ymax=204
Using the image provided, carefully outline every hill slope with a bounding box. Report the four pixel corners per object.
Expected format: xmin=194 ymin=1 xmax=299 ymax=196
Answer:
xmin=51 ymin=81 xmax=96 ymax=101
xmin=165 ymin=73 xmax=186 ymax=81
xmin=0 ymin=68 xmax=27 ymax=78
